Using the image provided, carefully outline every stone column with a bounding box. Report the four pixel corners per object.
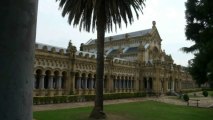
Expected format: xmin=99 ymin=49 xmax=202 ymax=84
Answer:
xmin=114 ymin=79 xmax=117 ymax=89
xmin=91 ymin=78 xmax=94 ymax=89
xmin=57 ymin=76 xmax=62 ymax=89
xmin=126 ymin=79 xmax=129 ymax=89
xmin=114 ymin=78 xmax=116 ymax=89
xmin=118 ymin=79 xmax=120 ymax=89
xmin=85 ymin=77 xmax=88 ymax=89
xmin=129 ymin=80 xmax=132 ymax=89
xmin=123 ymin=79 xmax=125 ymax=89
xmin=172 ymin=80 xmax=175 ymax=91
xmin=78 ymin=77 xmax=81 ymax=89
xmin=124 ymin=80 xmax=127 ymax=89
xmin=39 ymin=75 xmax=45 ymax=89
xmin=163 ymin=79 xmax=167 ymax=93
xmin=93 ymin=78 xmax=96 ymax=88
xmin=146 ymin=78 xmax=150 ymax=90
xmin=88 ymin=78 xmax=91 ymax=89
xmin=74 ymin=77 xmax=78 ymax=89
xmin=132 ymin=80 xmax=134 ymax=89
xmin=116 ymin=77 xmax=119 ymax=89
xmin=48 ymin=76 xmax=53 ymax=89
xmin=121 ymin=79 xmax=123 ymax=89
xmin=81 ymin=77 xmax=84 ymax=89
xmin=179 ymin=80 xmax=182 ymax=90
xmin=121 ymin=80 xmax=123 ymax=89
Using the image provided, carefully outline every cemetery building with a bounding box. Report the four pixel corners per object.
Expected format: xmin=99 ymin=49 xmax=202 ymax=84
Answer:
xmin=33 ymin=21 xmax=195 ymax=96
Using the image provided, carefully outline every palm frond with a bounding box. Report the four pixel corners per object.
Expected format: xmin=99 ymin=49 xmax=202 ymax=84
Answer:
xmin=56 ymin=0 xmax=146 ymax=32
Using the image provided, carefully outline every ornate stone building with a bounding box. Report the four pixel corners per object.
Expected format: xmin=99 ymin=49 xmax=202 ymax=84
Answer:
xmin=33 ymin=21 xmax=195 ymax=97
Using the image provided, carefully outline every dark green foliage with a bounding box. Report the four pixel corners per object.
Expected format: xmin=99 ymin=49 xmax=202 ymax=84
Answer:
xmin=183 ymin=0 xmax=213 ymax=87
xmin=183 ymin=94 xmax=189 ymax=101
xmin=56 ymin=0 xmax=146 ymax=32
xmin=202 ymin=88 xmax=213 ymax=91
xmin=202 ymin=90 xmax=208 ymax=97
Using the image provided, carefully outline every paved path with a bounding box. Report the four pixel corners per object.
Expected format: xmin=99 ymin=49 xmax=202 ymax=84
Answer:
xmin=33 ymin=96 xmax=213 ymax=112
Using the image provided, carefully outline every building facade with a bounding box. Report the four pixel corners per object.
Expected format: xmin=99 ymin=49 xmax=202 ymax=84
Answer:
xmin=33 ymin=21 xmax=195 ymax=97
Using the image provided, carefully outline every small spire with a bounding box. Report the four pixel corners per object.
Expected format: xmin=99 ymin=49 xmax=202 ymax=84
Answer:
xmin=67 ymin=40 xmax=72 ymax=48
xmin=152 ymin=21 xmax=156 ymax=26
xmin=125 ymin=33 xmax=129 ymax=38
xmin=80 ymin=43 xmax=84 ymax=51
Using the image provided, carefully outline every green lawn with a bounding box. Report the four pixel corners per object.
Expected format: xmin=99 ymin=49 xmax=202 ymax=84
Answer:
xmin=34 ymin=101 xmax=213 ymax=120
xmin=208 ymin=91 xmax=213 ymax=97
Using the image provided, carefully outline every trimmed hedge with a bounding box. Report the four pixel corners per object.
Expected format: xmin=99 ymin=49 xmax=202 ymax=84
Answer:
xmin=181 ymin=88 xmax=202 ymax=93
xmin=202 ymin=88 xmax=213 ymax=91
xmin=33 ymin=92 xmax=146 ymax=105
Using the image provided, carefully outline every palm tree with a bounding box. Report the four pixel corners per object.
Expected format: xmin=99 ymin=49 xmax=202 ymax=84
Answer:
xmin=56 ymin=0 xmax=146 ymax=119
xmin=0 ymin=0 xmax=38 ymax=120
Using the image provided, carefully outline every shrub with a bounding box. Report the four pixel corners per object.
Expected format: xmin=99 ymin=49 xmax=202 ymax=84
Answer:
xmin=202 ymin=88 xmax=213 ymax=91
xmin=183 ymin=94 xmax=189 ymax=101
xmin=84 ymin=95 xmax=95 ymax=101
xmin=202 ymin=90 xmax=208 ymax=97
xmin=33 ymin=92 xmax=147 ymax=105
xmin=181 ymin=88 xmax=202 ymax=93
xmin=67 ymin=95 xmax=78 ymax=102
xmin=33 ymin=97 xmax=39 ymax=105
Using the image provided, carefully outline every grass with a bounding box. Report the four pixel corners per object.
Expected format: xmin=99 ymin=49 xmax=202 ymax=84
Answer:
xmin=208 ymin=91 xmax=213 ymax=97
xmin=34 ymin=101 xmax=213 ymax=120
xmin=187 ymin=91 xmax=213 ymax=98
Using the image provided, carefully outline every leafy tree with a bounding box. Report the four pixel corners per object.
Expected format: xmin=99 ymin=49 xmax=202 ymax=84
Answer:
xmin=183 ymin=0 xmax=213 ymax=87
xmin=0 ymin=0 xmax=38 ymax=120
xmin=56 ymin=0 xmax=146 ymax=119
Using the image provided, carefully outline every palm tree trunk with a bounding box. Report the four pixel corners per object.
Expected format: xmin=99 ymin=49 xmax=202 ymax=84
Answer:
xmin=0 ymin=0 xmax=38 ymax=120
xmin=89 ymin=0 xmax=106 ymax=119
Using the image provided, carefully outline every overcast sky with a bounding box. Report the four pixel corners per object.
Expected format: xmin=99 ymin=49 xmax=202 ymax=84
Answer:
xmin=36 ymin=0 xmax=194 ymax=66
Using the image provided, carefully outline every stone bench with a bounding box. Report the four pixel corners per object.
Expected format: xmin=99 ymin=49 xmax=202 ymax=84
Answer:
xmin=187 ymin=99 xmax=200 ymax=107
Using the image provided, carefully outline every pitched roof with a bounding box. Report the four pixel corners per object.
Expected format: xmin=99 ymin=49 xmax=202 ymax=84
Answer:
xmin=85 ymin=29 xmax=152 ymax=45
xmin=125 ymin=47 xmax=138 ymax=54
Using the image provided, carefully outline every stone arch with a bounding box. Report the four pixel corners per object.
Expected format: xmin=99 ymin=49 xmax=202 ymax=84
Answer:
xmin=148 ymin=77 xmax=153 ymax=90
xmin=61 ymin=71 xmax=67 ymax=89
xmin=74 ymin=72 xmax=81 ymax=89
xmin=93 ymin=74 xmax=96 ymax=88
xmin=34 ymin=66 xmax=45 ymax=74
xmin=53 ymin=70 xmax=60 ymax=89
xmin=35 ymin=69 xmax=43 ymax=89
xmin=87 ymin=73 xmax=93 ymax=89
xmin=44 ymin=70 xmax=51 ymax=89
xmin=81 ymin=73 xmax=87 ymax=89
xmin=143 ymin=77 xmax=147 ymax=90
